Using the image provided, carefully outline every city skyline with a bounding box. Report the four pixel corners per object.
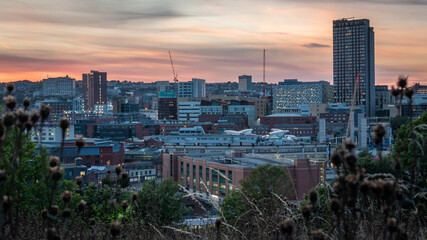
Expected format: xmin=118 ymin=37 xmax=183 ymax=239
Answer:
xmin=1 ymin=0 xmax=427 ymax=85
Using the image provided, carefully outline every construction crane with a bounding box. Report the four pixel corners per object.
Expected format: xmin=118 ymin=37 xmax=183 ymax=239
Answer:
xmin=263 ymin=49 xmax=266 ymax=98
xmin=168 ymin=51 xmax=178 ymax=83
xmin=345 ymin=73 xmax=361 ymax=141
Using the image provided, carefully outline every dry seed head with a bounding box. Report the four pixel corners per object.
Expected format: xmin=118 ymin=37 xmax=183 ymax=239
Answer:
xmin=301 ymin=205 xmax=311 ymax=219
xmin=279 ymin=219 xmax=293 ymax=235
xmin=311 ymin=230 xmax=325 ymax=240
xmin=77 ymin=200 xmax=87 ymax=211
xmin=25 ymin=122 xmax=32 ymax=132
xmin=47 ymin=227 xmax=59 ymax=240
xmin=309 ymin=190 xmax=318 ymax=205
xmin=16 ymin=108 xmax=29 ymax=124
xmin=50 ymin=166 xmax=63 ymax=181
xmin=115 ymin=166 xmax=121 ymax=175
xmin=61 ymin=190 xmax=72 ymax=203
xmin=3 ymin=96 xmax=17 ymax=111
xmin=41 ymin=209 xmax=48 ymax=219
xmin=2 ymin=112 xmax=15 ymax=127
xmin=405 ymin=87 xmax=414 ymax=99
xmin=48 ymin=205 xmax=59 ymax=216
xmin=215 ymin=218 xmax=222 ymax=229
xmin=343 ymin=139 xmax=357 ymax=151
xmin=387 ymin=217 xmax=398 ymax=232
xmin=75 ymin=176 xmax=83 ymax=186
xmin=330 ymin=151 xmax=342 ymax=168
xmin=121 ymin=200 xmax=129 ymax=211
xmin=121 ymin=172 xmax=129 ymax=180
xmin=39 ymin=104 xmax=51 ymax=121
xmin=75 ymin=136 xmax=86 ymax=152
xmin=132 ymin=192 xmax=138 ymax=202
xmin=397 ymin=75 xmax=408 ymax=88
xmin=49 ymin=156 xmax=60 ymax=167
xmin=23 ymin=98 xmax=30 ymax=109
xmin=110 ymin=221 xmax=121 ymax=237
xmin=62 ymin=208 xmax=71 ymax=218
xmin=5 ymin=83 xmax=14 ymax=94
xmin=59 ymin=117 xmax=69 ymax=131
xmin=30 ymin=111 xmax=39 ymax=124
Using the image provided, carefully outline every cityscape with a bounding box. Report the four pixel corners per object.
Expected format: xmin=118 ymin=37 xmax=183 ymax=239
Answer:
xmin=0 ymin=1 xmax=426 ymax=239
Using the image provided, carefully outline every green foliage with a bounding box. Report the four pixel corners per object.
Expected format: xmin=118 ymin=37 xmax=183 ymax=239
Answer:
xmin=357 ymin=149 xmax=394 ymax=174
xmin=133 ymin=178 xmax=187 ymax=226
xmin=301 ymin=185 xmax=334 ymax=229
xmin=240 ymin=164 xmax=296 ymax=201
xmin=81 ymin=183 xmax=131 ymax=223
xmin=221 ymin=164 xmax=296 ymax=225
xmin=392 ymin=110 xmax=427 ymax=176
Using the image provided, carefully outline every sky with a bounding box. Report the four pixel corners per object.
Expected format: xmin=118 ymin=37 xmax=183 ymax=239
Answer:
xmin=0 ymin=0 xmax=427 ymax=86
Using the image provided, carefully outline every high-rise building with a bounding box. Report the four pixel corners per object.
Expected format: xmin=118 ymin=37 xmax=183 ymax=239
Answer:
xmin=333 ymin=18 xmax=375 ymax=117
xmin=238 ymin=75 xmax=252 ymax=91
xmin=42 ymin=75 xmax=76 ymax=97
xmin=158 ymin=91 xmax=177 ymax=120
xmin=82 ymin=70 xmax=107 ymax=111
xmin=273 ymin=79 xmax=331 ymax=113
xmin=178 ymin=78 xmax=206 ymax=98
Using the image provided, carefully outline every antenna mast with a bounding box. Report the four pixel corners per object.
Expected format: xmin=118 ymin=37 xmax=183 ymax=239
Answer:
xmin=263 ymin=49 xmax=266 ymax=97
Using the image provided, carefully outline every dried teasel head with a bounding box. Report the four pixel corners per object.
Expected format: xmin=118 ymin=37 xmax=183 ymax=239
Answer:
xmin=39 ymin=104 xmax=51 ymax=122
xmin=2 ymin=112 xmax=15 ymax=128
xmin=397 ymin=75 xmax=408 ymax=89
xmin=110 ymin=222 xmax=121 ymax=237
xmin=121 ymin=200 xmax=129 ymax=211
xmin=330 ymin=151 xmax=342 ymax=168
xmin=3 ymin=96 xmax=17 ymax=111
xmin=343 ymin=139 xmax=357 ymax=151
xmin=391 ymin=86 xmax=400 ymax=97
xmin=30 ymin=111 xmax=40 ymax=124
xmin=405 ymin=87 xmax=414 ymax=99
xmin=59 ymin=117 xmax=70 ymax=133
xmin=77 ymin=200 xmax=87 ymax=212
xmin=387 ymin=217 xmax=398 ymax=232
xmin=5 ymin=83 xmax=14 ymax=95
xmin=48 ymin=205 xmax=59 ymax=216
xmin=372 ymin=124 xmax=386 ymax=145
xmin=62 ymin=208 xmax=71 ymax=218
xmin=115 ymin=166 xmax=121 ymax=175
xmin=132 ymin=192 xmax=138 ymax=202
xmin=309 ymin=190 xmax=318 ymax=205
xmin=279 ymin=219 xmax=293 ymax=235
xmin=23 ymin=98 xmax=30 ymax=109
xmin=61 ymin=190 xmax=72 ymax=203
xmin=50 ymin=166 xmax=63 ymax=181
xmin=301 ymin=205 xmax=311 ymax=219
xmin=121 ymin=172 xmax=129 ymax=180
xmin=75 ymin=176 xmax=83 ymax=186
xmin=75 ymin=136 xmax=86 ymax=153
xmin=49 ymin=156 xmax=60 ymax=167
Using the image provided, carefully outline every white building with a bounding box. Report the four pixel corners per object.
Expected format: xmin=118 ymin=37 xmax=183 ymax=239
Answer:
xmin=178 ymin=78 xmax=206 ymax=98
xmin=178 ymin=101 xmax=201 ymax=121
xmin=238 ymin=75 xmax=252 ymax=91
xmin=31 ymin=124 xmax=75 ymax=143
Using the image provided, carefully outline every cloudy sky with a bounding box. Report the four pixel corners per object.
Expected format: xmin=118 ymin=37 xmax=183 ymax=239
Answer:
xmin=0 ymin=0 xmax=426 ymax=85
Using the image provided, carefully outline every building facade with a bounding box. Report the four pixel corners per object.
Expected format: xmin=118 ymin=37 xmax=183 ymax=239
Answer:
xmin=273 ymin=79 xmax=331 ymax=113
xmin=333 ymin=18 xmax=375 ymax=117
xmin=178 ymin=79 xmax=206 ymax=98
xmin=158 ymin=91 xmax=178 ymax=120
xmin=42 ymin=76 xmax=76 ymax=97
xmin=82 ymin=70 xmax=107 ymax=111
xmin=238 ymin=75 xmax=252 ymax=91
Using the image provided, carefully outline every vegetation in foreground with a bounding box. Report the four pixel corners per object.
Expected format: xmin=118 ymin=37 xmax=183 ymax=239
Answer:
xmin=0 ymin=76 xmax=425 ymax=239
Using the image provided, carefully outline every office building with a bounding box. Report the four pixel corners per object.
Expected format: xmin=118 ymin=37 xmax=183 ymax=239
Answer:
xmin=273 ymin=79 xmax=331 ymax=113
xmin=178 ymin=78 xmax=206 ymax=98
xmin=333 ymin=18 xmax=375 ymax=117
xmin=178 ymin=101 xmax=201 ymax=121
xmin=238 ymin=75 xmax=252 ymax=91
xmin=42 ymin=76 xmax=76 ymax=97
xmin=158 ymin=91 xmax=178 ymax=120
xmin=82 ymin=70 xmax=107 ymax=111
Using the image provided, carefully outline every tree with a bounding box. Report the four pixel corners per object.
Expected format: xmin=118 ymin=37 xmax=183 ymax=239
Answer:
xmin=221 ymin=164 xmax=296 ymax=225
xmin=392 ymin=110 xmax=427 ymax=182
xmin=133 ymin=178 xmax=187 ymax=226
xmin=240 ymin=164 xmax=296 ymax=201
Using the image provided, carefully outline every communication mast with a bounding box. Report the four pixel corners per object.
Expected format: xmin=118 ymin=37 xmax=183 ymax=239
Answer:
xmin=263 ymin=49 xmax=266 ymax=97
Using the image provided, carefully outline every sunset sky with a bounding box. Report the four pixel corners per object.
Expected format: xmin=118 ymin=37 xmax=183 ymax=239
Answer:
xmin=0 ymin=0 xmax=426 ymax=86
